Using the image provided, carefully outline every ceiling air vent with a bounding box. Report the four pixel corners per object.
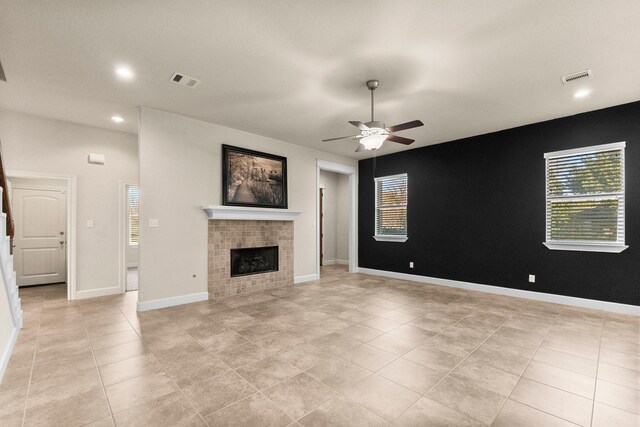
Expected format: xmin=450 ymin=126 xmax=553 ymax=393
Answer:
xmin=170 ymin=72 xmax=200 ymax=88
xmin=561 ymin=69 xmax=593 ymax=85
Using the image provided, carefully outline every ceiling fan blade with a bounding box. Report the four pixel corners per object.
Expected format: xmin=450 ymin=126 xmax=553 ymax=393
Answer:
xmin=349 ymin=121 xmax=370 ymax=130
xmin=386 ymin=120 xmax=424 ymax=133
xmin=322 ymin=135 xmax=358 ymax=142
xmin=355 ymin=143 xmax=366 ymax=152
xmin=386 ymin=134 xmax=415 ymax=145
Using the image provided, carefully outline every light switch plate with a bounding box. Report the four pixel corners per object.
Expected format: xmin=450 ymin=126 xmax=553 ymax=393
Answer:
xmin=149 ymin=219 xmax=159 ymax=228
xmin=87 ymin=220 xmax=94 ymax=228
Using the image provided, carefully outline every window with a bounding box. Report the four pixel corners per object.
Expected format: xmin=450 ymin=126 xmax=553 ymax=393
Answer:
xmin=544 ymin=142 xmax=627 ymax=253
xmin=128 ymin=186 xmax=139 ymax=246
xmin=374 ymin=173 xmax=408 ymax=242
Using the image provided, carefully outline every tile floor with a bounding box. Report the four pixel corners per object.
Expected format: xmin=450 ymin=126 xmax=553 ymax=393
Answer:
xmin=1 ymin=266 xmax=638 ymax=426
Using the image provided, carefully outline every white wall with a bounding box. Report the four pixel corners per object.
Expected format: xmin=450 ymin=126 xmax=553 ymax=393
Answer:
xmin=0 ymin=109 xmax=139 ymax=295
xmin=0 ymin=272 xmax=16 ymax=382
xmin=138 ymin=107 xmax=357 ymax=303
xmin=319 ymin=170 xmax=349 ymax=265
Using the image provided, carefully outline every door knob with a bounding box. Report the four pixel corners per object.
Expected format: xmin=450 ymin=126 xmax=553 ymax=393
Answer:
xmin=60 ymin=241 xmax=65 ymax=245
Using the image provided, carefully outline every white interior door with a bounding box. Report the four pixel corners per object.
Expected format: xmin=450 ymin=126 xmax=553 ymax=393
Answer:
xmin=13 ymin=187 xmax=67 ymax=286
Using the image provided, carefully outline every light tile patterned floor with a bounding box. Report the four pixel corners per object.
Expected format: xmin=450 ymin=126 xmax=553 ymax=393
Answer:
xmin=1 ymin=266 xmax=638 ymax=426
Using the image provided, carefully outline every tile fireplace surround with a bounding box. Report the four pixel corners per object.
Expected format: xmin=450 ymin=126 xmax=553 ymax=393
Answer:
xmin=208 ymin=220 xmax=294 ymax=298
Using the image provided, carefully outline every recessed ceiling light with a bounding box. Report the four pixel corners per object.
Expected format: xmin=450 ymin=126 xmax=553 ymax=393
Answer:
xmin=115 ymin=66 xmax=134 ymax=80
xmin=573 ymin=89 xmax=591 ymax=98
xmin=111 ymin=115 xmax=125 ymax=123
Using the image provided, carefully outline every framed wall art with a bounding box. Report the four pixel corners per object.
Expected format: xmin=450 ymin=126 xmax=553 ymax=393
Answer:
xmin=222 ymin=144 xmax=288 ymax=209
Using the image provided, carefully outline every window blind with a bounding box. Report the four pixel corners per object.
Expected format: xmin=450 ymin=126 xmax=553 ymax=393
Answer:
xmin=128 ymin=186 xmax=139 ymax=245
xmin=545 ymin=143 xmax=625 ymax=246
xmin=375 ymin=174 xmax=407 ymax=236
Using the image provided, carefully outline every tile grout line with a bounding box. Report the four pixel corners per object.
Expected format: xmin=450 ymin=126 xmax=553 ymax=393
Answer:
xmin=16 ymin=274 xmax=636 ymax=426
xmin=259 ymin=291 xmax=492 ymax=423
xmin=489 ymin=308 xmax=563 ymax=426
xmin=119 ymin=305 xmax=215 ymax=426
xmin=390 ymin=310 xmax=513 ymax=425
xmin=19 ymin=300 xmax=42 ymax=427
xmin=201 ymin=316 xmax=398 ymax=423
xmin=589 ymin=311 xmax=605 ymax=427
xmin=157 ymin=303 xmax=320 ymax=424
xmin=84 ymin=307 xmax=121 ymax=426
xmin=501 ymin=307 xmax=611 ymax=425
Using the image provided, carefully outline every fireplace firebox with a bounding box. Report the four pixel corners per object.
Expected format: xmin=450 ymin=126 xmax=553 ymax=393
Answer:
xmin=230 ymin=246 xmax=279 ymax=277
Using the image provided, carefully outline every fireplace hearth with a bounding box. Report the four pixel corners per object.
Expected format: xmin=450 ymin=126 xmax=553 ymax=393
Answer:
xmin=230 ymin=246 xmax=279 ymax=277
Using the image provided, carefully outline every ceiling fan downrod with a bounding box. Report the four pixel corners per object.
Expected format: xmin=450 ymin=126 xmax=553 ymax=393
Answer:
xmin=366 ymin=79 xmax=379 ymax=122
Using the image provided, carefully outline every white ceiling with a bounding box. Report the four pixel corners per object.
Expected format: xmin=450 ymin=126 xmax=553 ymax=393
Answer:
xmin=1 ymin=1 xmax=639 ymax=159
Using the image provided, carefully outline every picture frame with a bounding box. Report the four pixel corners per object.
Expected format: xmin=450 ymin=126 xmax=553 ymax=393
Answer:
xmin=222 ymin=144 xmax=288 ymax=209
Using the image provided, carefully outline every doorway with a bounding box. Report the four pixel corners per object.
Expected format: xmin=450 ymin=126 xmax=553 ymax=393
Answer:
xmin=319 ymin=170 xmax=350 ymax=270
xmin=6 ymin=172 xmax=77 ymax=300
xmin=122 ymin=183 xmax=139 ymax=291
xmin=316 ymin=160 xmax=357 ymax=278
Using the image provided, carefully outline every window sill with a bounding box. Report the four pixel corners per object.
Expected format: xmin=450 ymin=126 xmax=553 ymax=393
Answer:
xmin=373 ymin=235 xmax=408 ymax=243
xmin=543 ymin=242 xmax=628 ymax=253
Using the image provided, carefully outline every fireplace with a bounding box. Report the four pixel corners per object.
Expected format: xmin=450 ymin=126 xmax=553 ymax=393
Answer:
xmin=230 ymin=246 xmax=279 ymax=277
xmin=207 ymin=218 xmax=295 ymax=298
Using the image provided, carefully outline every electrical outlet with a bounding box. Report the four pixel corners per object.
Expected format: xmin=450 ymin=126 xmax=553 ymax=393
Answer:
xmin=409 ymin=262 xmax=414 ymax=268
xmin=149 ymin=219 xmax=159 ymax=228
xmin=86 ymin=220 xmax=94 ymax=228
xmin=529 ymin=274 xmax=535 ymax=283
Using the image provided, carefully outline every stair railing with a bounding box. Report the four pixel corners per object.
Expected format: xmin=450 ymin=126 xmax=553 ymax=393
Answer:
xmin=0 ymin=140 xmax=14 ymax=254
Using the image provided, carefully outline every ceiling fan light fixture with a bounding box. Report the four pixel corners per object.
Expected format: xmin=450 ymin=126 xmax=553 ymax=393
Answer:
xmin=321 ymin=79 xmax=423 ymax=151
xmin=360 ymin=134 xmax=387 ymax=150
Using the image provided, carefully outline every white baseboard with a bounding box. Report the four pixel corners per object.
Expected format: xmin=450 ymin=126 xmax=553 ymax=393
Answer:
xmin=294 ymin=274 xmax=319 ymax=284
xmin=357 ymin=267 xmax=640 ymax=316
xmin=75 ymin=286 xmax=122 ymax=300
xmin=137 ymin=291 xmax=209 ymax=312
xmin=322 ymin=259 xmax=349 ymax=266
xmin=0 ymin=326 xmax=19 ymax=384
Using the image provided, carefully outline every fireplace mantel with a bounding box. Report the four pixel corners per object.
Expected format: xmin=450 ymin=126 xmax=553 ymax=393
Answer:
xmin=202 ymin=205 xmax=301 ymax=221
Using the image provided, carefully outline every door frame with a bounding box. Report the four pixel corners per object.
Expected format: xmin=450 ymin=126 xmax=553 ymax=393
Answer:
xmin=119 ymin=181 xmax=138 ymax=293
xmin=7 ymin=170 xmax=77 ymax=300
xmin=316 ymin=160 xmax=357 ymax=277
xmin=319 ymin=187 xmax=324 ymax=267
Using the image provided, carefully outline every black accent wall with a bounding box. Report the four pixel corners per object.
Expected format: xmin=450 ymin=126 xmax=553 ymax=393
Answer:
xmin=358 ymin=101 xmax=640 ymax=306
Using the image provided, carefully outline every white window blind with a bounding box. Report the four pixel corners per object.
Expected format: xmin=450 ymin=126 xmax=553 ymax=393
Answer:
xmin=375 ymin=174 xmax=408 ymax=242
xmin=128 ymin=186 xmax=139 ymax=246
xmin=544 ymin=142 xmax=627 ymax=253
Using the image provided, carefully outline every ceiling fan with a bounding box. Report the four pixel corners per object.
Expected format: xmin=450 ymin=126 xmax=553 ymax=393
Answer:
xmin=323 ymin=79 xmax=424 ymax=152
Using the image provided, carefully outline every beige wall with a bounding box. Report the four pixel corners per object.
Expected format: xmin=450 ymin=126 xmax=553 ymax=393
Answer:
xmin=0 ymin=109 xmax=139 ymax=294
xmin=138 ymin=107 xmax=357 ymax=303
